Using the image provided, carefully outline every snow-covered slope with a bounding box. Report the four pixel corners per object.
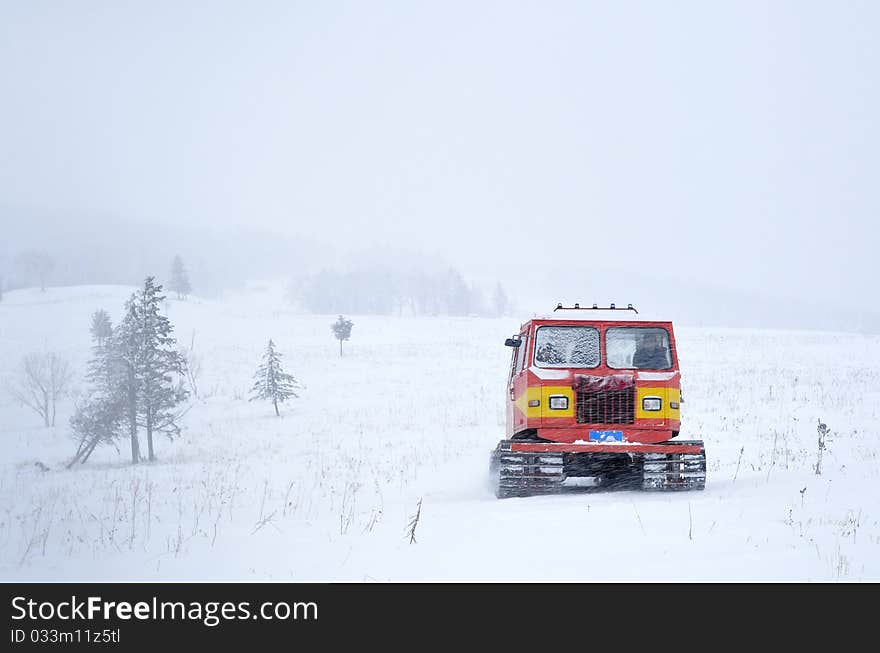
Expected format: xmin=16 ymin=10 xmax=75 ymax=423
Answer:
xmin=1 ymin=284 xmax=878 ymax=581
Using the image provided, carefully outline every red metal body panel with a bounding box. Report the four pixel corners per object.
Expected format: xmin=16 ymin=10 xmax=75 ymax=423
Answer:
xmin=509 ymin=442 xmax=703 ymax=454
xmin=505 ymin=317 xmax=681 ymax=445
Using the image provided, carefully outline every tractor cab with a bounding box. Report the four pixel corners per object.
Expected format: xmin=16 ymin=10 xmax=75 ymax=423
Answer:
xmin=504 ymin=303 xmax=681 ymax=445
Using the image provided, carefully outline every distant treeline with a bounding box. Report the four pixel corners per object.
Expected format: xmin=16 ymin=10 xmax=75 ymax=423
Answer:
xmin=292 ymin=265 xmax=511 ymax=317
xmin=0 ymin=207 xmax=322 ymax=297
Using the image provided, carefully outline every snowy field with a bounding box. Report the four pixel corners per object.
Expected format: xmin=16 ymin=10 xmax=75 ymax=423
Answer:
xmin=1 ymin=284 xmax=879 ymax=581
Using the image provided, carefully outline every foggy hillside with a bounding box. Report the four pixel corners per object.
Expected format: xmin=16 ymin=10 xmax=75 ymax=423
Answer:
xmin=0 ymin=205 xmax=325 ymax=297
xmin=3 ymin=205 xmax=876 ymax=332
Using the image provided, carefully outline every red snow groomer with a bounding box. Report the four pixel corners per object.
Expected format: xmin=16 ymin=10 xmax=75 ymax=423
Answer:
xmin=490 ymin=303 xmax=706 ymax=498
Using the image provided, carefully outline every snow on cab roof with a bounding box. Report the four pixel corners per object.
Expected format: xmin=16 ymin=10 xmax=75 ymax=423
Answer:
xmin=528 ymin=308 xmax=670 ymax=323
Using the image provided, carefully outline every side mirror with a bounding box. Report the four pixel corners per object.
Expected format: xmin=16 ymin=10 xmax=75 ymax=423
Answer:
xmin=505 ymin=337 xmax=522 ymax=348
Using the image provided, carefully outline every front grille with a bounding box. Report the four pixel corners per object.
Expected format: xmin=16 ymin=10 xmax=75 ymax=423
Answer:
xmin=576 ymin=386 xmax=635 ymax=424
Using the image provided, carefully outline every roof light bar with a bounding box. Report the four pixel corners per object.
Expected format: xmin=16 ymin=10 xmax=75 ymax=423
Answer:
xmin=553 ymin=303 xmax=639 ymax=314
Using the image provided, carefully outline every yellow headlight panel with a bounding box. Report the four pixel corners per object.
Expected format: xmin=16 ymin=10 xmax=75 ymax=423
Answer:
xmin=636 ymin=387 xmax=680 ymax=419
xmin=540 ymin=386 xmax=574 ymax=418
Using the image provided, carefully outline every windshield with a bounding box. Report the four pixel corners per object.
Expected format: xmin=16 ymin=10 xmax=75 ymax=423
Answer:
xmin=534 ymin=326 xmax=600 ymax=368
xmin=606 ymin=327 xmax=672 ymax=370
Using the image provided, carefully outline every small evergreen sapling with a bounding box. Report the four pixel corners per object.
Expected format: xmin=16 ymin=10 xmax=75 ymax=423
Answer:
xmin=250 ymin=339 xmax=300 ymax=416
xmin=331 ymin=315 xmax=354 ymax=357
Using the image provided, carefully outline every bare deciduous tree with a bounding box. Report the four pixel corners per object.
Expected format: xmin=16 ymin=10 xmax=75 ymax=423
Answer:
xmin=7 ymin=352 xmax=73 ymax=427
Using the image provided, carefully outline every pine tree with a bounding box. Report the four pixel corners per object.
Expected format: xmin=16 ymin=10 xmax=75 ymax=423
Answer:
xmin=86 ymin=312 xmax=120 ymax=393
xmin=69 ymin=278 xmax=188 ymax=466
xmin=492 ymin=282 xmax=510 ymax=317
xmin=69 ymin=378 xmax=125 ymax=467
xmin=116 ymin=297 xmax=142 ymax=464
xmin=331 ymin=315 xmax=354 ymax=356
xmin=250 ymin=339 xmax=300 ymax=416
xmin=70 ymin=316 xmax=126 ymax=466
xmin=90 ymin=309 xmax=113 ymax=347
xmin=136 ymin=277 xmax=189 ymax=461
xmin=69 ymin=396 xmax=124 ymax=465
xmin=168 ymin=255 xmax=192 ymax=300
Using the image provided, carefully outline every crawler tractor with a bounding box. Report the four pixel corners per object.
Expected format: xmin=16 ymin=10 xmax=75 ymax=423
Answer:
xmin=490 ymin=304 xmax=706 ymax=498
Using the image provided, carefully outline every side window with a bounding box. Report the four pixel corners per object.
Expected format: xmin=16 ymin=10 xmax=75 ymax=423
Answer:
xmin=508 ymin=346 xmax=518 ymax=384
xmin=515 ymin=332 xmax=529 ymax=372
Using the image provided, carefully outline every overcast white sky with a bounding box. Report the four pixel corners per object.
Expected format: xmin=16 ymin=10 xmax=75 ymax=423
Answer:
xmin=1 ymin=1 xmax=877 ymax=310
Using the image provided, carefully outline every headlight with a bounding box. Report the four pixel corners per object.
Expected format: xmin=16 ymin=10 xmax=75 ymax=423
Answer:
xmin=548 ymin=395 xmax=569 ymax=410
xmin=642 ymin=397 xmax=662 ymax=411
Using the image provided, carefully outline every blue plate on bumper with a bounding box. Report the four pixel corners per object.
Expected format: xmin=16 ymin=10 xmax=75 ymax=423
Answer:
xmin=589 ymin=430 xmax=624 ymax=442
